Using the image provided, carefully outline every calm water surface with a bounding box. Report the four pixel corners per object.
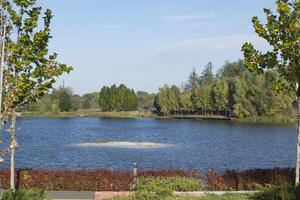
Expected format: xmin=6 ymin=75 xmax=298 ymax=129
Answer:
xmin=1 ymin=117 xmax=296 ymax=171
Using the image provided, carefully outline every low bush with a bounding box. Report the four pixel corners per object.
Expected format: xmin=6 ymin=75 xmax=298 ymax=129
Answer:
xmin=135 ymin=176 xmax=204 ymax=192
xmin=138 ymin=169 xmax=200 ymax=178
xmin=1 ymin=188 xmax=47 ymax=200
xmin=206 ymin=168 xmax=294 ymax=191
xmin=252 ymin=184 xmax=300 ymax=200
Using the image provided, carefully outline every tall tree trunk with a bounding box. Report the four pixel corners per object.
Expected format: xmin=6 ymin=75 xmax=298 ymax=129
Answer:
xmin=10 ymin=110 xmax=16 ymax=191
xmin=296 ymin=96 xmax=300 ymax=186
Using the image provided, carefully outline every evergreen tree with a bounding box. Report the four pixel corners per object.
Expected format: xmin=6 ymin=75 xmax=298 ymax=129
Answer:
xmin=98 ymin=84 xmax=137 ymax=111
xmin=185 ymin=68 xmax=200 ymax=90
xmin=59 ymin=91 xmax=72 ymax=112
xmin=200 ymin=62 xmax=214 ymax=86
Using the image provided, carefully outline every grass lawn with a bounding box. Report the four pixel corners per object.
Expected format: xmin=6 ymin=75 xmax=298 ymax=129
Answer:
xmin=111 ymin=194 xmax=251 ymax=200
xmin=176 ymin=194 xmax=251 ymax=200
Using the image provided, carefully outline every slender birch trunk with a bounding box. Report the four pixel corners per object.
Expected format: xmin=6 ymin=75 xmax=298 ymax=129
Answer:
xmin=296 ymin=96 xmax=300 ymax=186
xmin=0 ymin=4 xmax=6 ymax=114
xmin=0 ymin=4 xmax=7 ymax=146
xmin=9 ymin=110 xmax=16 ymax=191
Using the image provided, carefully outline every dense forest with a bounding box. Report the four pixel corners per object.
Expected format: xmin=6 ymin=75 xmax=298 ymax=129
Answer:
xmin=23 ymin=60 xmax=295 ymax=120
xmin=154 ymin=60 xmax=295 ymax=119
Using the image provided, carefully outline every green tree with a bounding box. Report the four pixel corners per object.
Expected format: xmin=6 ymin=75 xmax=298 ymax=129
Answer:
xmin=185 ymin=68 xmax=200 ymax=90
xmin=217 ymin=60 xmax=246 ymax=78
xmin=154 ymin=95 xmax=161 ymax=113
xmin=200 ymin=62 xmax=214 ymax=86
xmin=98 ymin=84 xmax=137 ymax=111
xmin=81 ymin=98 xmax=91 ymax=109
xmin=59 ymin=91 xmax=72 ymax=112
xmin=99 ymin=86 xmax=112 ymax=111
xmin=194 ymin=85 xmax=212 ymax=110
xmin=241 ymin=0 xmax=300 ymax=185
xmin=180 ymin=91 xmax=193 ymax=114
xmin=1 ymin=0 xmax=72 ymax=190
xmin=126 ymin=89 xmax=138 ymax=111
xmin=211 ymin=79 xmax=229 ymax=109
xmin=137 ymin=91 xmax=155 ymax=110
xmin=155 ymin=85 xmax=170 ymax=115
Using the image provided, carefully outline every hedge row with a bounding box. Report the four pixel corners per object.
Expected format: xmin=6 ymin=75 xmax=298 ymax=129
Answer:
xmin=206 ymin=168 xmax=294 ymax=191
xmin=0 ymin=169 xmax=194 ymax=191
xmin=0 ymin=168 xmax=294 ymax=191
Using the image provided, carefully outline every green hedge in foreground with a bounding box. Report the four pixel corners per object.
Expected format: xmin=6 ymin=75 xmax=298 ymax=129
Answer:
xmin=135 ymin=176 xmax=204 ymax=192
xmin=111 ymin=194 xmax=251 ymax=200
xmin=252 ymin=184 xmax=300 ymax=200
xmin=1 ymin=188 xmax=47 ymax=200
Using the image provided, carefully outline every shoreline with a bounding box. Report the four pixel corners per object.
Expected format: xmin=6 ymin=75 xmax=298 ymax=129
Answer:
xmin=19 ymin=111 xmax=295 ymax=124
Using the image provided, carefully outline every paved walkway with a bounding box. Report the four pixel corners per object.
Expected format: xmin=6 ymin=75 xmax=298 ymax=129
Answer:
xmin=46 ymin=190 xmax=258 ymax=200
xmin=46 ymin=191 xmax=94 ymax=200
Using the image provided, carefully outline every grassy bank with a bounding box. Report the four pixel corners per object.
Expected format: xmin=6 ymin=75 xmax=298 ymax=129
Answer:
xmin=20 ymin=111 xmax=155 ymax=119
xmin=238 ymin=115 xmax=295 ymax=124
xmin=20 ymin=111 xmax=295 ymax=124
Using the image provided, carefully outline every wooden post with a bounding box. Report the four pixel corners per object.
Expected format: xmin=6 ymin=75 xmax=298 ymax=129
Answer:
xmin=131 ymin=163 xmax=138 ymax=191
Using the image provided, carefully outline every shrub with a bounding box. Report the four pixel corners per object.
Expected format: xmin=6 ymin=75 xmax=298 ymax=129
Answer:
xmin=252 ymin=184 xmax=300 ymax=200
xmin=135 ymin=176 xmax=204 ymax=192
xmin=1 ymin=188 xmax=47 ymax=200
xmin=0 ymin=169 xmax=132 ymax=191
xmin=206 ymin=168 xmax=294 ymax=191
xmin=138 ymin=169 xmax=200 ymax=178
xmin=199 ymin=194 xmax=250 ymax=200
xmin=132 ymin=189 xmax=173 ymax=200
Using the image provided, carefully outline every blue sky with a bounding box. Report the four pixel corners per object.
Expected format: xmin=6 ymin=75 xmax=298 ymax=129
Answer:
xmin=38 ymin=0 xmax=275 ymax=94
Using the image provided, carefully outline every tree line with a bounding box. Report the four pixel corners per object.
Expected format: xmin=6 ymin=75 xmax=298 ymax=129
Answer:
xmin=23 ymin=60 xmax=295 ymax=119
xmin=22 ymin=84 xmax=154 ymax=112
xmin=154 ymin=60 xmax=295 ymax=118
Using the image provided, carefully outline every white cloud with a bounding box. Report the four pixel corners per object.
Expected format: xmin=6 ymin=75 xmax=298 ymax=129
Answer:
xmin=162 ymin=14 xmax=217 ymax=24
xmin=152 ymin=35 xmax=270 ymax=69
xmin=156 ymin=35 xmax=268 ymax=54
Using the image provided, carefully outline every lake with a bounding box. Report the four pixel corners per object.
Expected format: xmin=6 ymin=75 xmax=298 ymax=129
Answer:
xmin=0 ymin=117 xmax=296 ymax=171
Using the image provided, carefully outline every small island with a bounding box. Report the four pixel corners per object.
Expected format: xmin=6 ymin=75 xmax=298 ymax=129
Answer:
xmin=78 ymin=141 xmax=170 ymax=148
